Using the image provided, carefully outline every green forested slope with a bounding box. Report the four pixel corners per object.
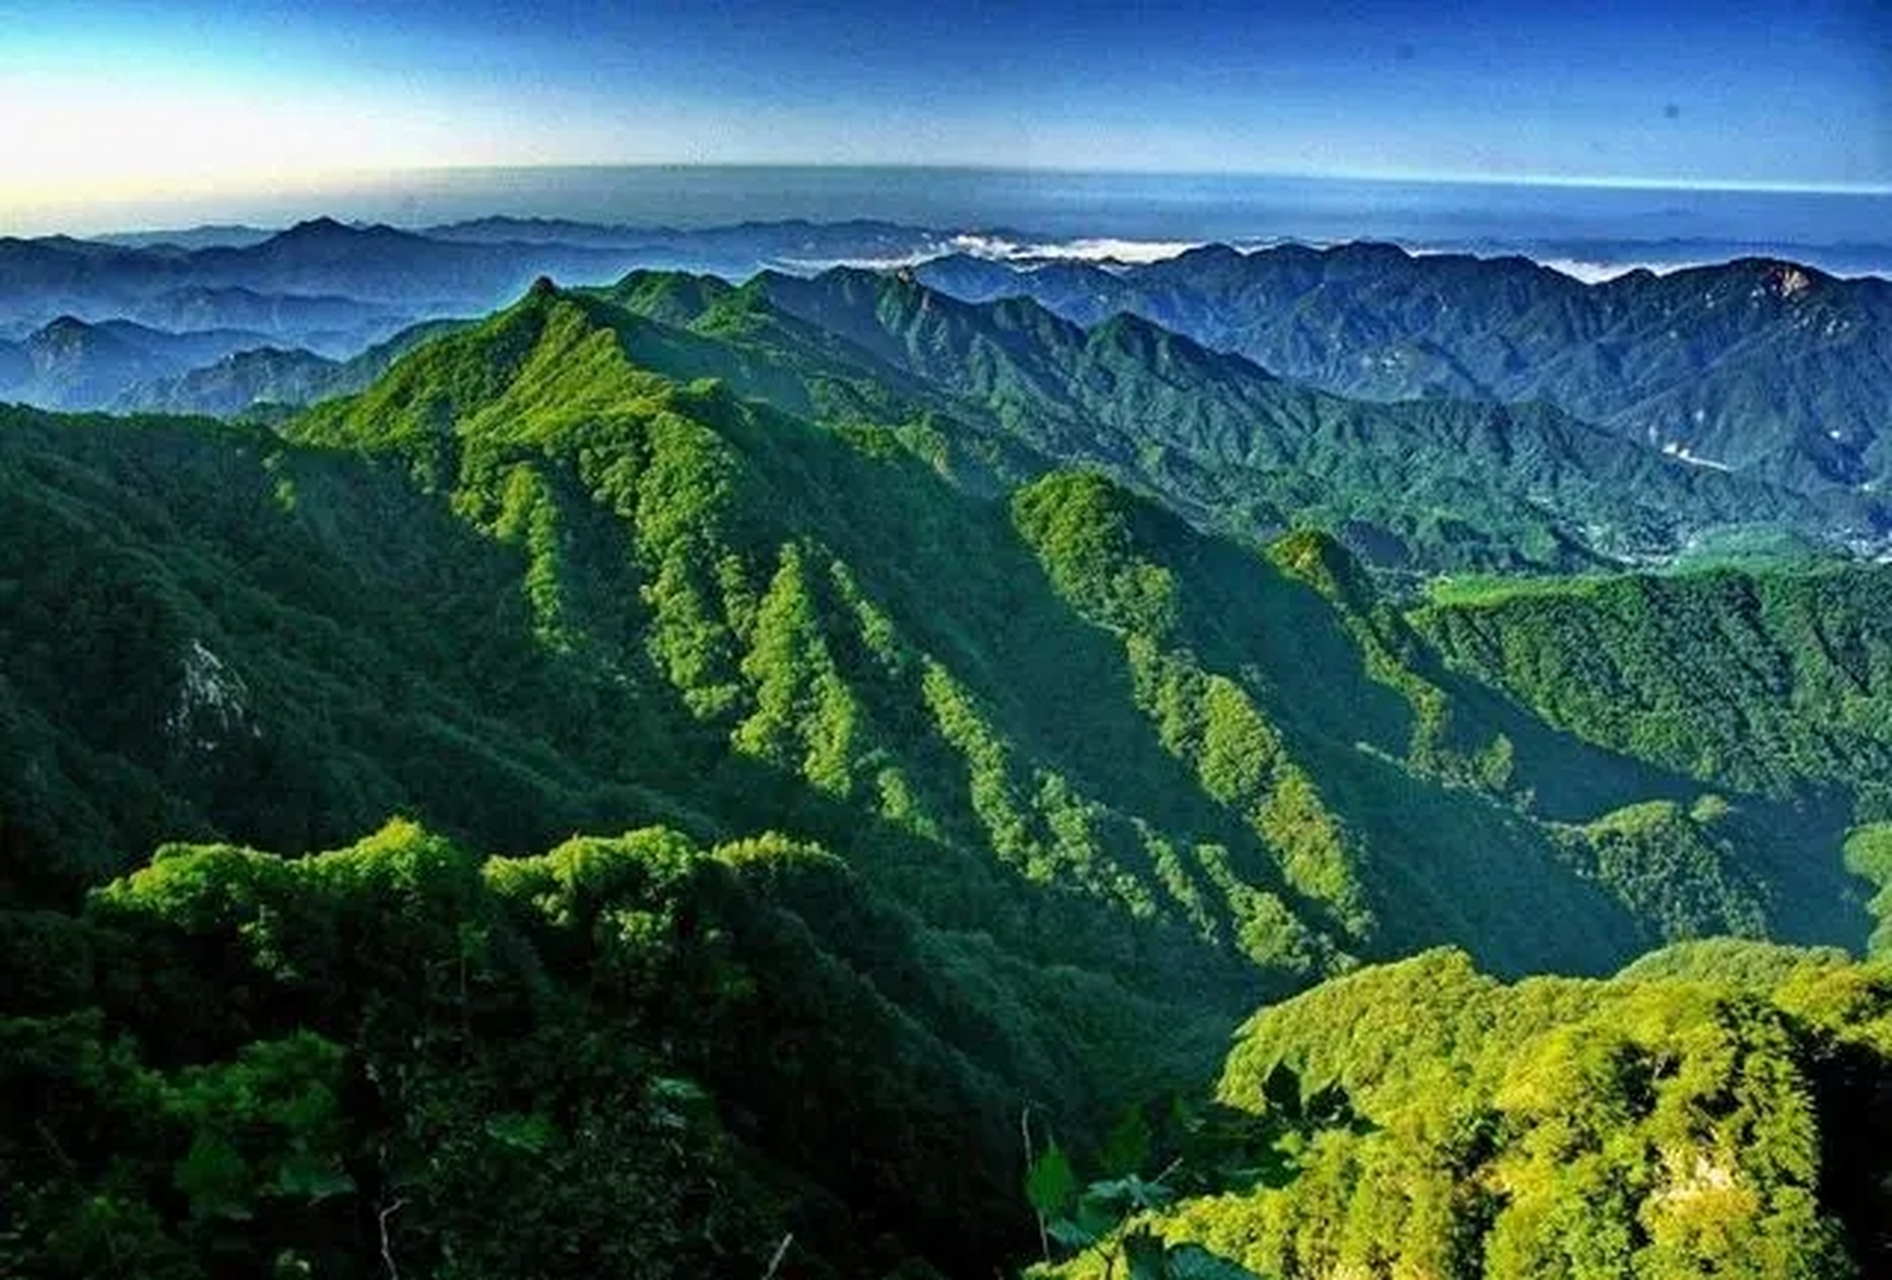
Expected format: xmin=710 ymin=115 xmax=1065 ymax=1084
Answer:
xmin=5 ymin=272 xmax=1892 ymax=1276
xmin=1410 ymin=567 xmax=1892 ymax=961
xmin=289 ymin=279 xmax=1883 ymax=965
xmin=1412 ymin=568 xmax=1892 ymax=804
xmin=746 ymin=268 xmax=1859 ymax=572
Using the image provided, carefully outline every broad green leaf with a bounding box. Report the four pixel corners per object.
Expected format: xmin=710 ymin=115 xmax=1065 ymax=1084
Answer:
xmin=1025 ymin=1139 xmax=1077 ymax=1218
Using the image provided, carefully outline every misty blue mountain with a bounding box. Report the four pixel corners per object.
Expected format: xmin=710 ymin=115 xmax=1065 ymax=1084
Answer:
xmin=914 ymin=243 xmax=1892 ymax=495
xmin=2 ymin=216 xmax=1886 ymax=569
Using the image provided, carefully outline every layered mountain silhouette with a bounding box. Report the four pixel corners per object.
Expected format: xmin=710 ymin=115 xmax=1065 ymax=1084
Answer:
xmin=916 ymin=242 xmax=1892 ymax=495
xmin=3 ymin=220 xmax=1886 ymax=569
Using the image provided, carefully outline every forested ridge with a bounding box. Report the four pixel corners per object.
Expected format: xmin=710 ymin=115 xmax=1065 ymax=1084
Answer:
xmin=915 ymin=243 xmax=1892 ymax=501
xmin=5 ymin=269 xmax=1892 ymax=1277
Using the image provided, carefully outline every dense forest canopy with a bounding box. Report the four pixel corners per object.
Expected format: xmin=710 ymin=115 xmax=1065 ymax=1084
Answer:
xmin=4 ymin=263 xmax=1891 ymax=1277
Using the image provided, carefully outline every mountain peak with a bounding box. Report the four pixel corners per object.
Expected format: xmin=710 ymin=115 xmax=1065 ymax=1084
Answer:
xmin=1268 ymin=527 xmax=1375 ymax=610
xmin=268 ymin=217 xmax=423 ymax=250
xmin=1736 ymin=259 xmax=1828 ymax=300
xmin=1174 ymin=243 xmax=1244 ymax=266
xmin=1325 ymin=240 xmax=1413 ymax=266
xmin=281 ymin=216 xmax=353 ymax=239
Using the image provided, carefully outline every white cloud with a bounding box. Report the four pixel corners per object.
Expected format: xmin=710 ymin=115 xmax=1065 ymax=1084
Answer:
xmin=1534 ymin=257 xmax=1714 ymax=283
xmin=772 ymin=233 xmax=1207 ymax=275
xmin=773 ymin=252 xmax=945 ymax=272
xmin=945 ymin=234 xmax=1203 ymax=264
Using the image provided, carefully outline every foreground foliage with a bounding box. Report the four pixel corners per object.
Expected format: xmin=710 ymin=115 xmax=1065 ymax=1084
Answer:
xmin=1039 ymin=943 xmax=1892 ymax=1280
xmin=3 ymin=820 xmax=1053 ymax=1277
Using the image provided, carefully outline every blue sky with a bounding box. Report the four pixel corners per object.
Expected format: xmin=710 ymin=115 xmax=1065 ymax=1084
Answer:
xmin=0 ymin=0 xmax=1885 ymax=228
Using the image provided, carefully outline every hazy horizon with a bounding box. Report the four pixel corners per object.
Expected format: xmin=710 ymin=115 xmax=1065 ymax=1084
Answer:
xmin=8 ymin=165 xmax=1888 ymax=289
xmin=3 ymin=0 xmax=1885 ymax=236
xmin=4 ymin=164 xmax=1888 ymax=256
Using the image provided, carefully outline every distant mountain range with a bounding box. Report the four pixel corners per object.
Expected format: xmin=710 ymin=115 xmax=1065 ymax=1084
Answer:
xmin=1 ymin=217 xmax=1887 ymax=568
xmin=0 ymin=217 xmax=624 ymax=320
xmin=0 ymin=217 xmax=956 ymax=338
xmin=0 ymin=313 xmax=466 ymax=413
xmin=914 ymin=244 xmax=1892 ymax=498
xmin=0 ymin=219 xmax=964 ymax=403
xmin=0 ymin=316 xmax=275 ymax=409
xmin=112 ymin=318 xmax=470 ymax=417
xmin=731 ymin=266 xmax=1874 ymax=568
